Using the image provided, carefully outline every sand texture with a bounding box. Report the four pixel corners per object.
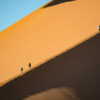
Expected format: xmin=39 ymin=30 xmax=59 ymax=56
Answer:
xmin=0 ymin=32 xmax=100 ymax=100
xmin=0 ymin=0 xmax=100 ymax=100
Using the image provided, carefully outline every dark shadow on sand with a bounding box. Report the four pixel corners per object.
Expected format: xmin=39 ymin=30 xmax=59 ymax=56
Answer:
xmin=0 ymin=33 xmax=100 ymax=100
xmin=43 ymin=0 xmax=75 ymax=8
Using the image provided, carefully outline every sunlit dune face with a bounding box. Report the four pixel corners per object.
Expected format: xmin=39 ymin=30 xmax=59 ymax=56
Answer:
xmin=24 ymin=87 xmax=79 ymax=100
xmin=0 ymin=0 xmax=100 ymax=86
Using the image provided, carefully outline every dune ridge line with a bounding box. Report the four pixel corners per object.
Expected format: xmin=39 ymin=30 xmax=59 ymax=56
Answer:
xmin=0 ymin=31 xmax=99 ymax=87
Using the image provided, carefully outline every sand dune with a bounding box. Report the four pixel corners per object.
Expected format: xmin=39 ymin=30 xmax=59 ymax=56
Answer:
xmin=0 ymin=0 xmax=100 ymax=99
xmin=0 ymin=32 xmax=100 ymax=100
xmin=0 ymin=0 xmax=100 ymax=86
xmin=24 ymin=87 xmax=79 ymax=100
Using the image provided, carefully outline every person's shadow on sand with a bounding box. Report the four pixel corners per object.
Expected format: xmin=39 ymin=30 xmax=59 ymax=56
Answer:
xmin=43 ymin=0 xmax=76 ymax=8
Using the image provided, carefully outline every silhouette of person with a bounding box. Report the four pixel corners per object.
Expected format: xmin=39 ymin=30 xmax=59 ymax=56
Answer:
xmin=98 ymin=26 xmax=100 ymax=32
xmin=21 ymin=67 xmax=23 ymax=74
xmin=29 ymin=63 xmax=31 ymax=69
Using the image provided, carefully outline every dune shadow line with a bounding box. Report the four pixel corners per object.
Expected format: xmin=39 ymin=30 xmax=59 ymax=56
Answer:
xmin=0 ymin=33 xmax=100 ymax=100
xmin=43 ymin=0 xmax=76 ymax=8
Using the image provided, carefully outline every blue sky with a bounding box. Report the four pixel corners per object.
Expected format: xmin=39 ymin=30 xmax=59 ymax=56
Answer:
xmin=0 ymin=0 xmax=51 ymax=32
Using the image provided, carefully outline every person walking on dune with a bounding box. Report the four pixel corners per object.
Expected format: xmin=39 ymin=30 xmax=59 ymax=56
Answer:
xmin=29 ymin=63 xmax=31 ymax=69
xmin=21 ymin=67 xmax=23 ymax=74
xmin=98 ymin=25 xmax=100 ymax=32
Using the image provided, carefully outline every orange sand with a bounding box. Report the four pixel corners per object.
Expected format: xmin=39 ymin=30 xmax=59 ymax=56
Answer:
xmin=0 ymin=0 xmax=100 ymax=85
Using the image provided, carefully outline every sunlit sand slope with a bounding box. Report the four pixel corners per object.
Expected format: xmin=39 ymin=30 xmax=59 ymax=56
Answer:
xmin=0 ymin=32 xmax=100 ymax=100
xmin=0 ymin=0 xmax=100 ymax=85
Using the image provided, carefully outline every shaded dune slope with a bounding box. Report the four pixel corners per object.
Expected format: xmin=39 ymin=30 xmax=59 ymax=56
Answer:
xmin=0 ymin=32 xmax=100 ymax=100
xmin=43 ymin=0 xmax=75 ymax=8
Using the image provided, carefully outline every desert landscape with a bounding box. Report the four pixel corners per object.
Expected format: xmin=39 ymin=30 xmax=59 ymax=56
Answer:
xmin=0 ymin=0 xmax=100 ymax=100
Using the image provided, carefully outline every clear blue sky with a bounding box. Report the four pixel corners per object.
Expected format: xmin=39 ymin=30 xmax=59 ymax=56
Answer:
xmin=0 ymin=0 xmax=51 ymax=32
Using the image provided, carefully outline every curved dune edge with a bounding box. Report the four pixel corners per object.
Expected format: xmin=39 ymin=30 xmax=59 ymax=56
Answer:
xmin=0 ymin=31 xmax=99 ymax=87
xmin=0 ymin=0 xmax=53 ymax=33
xmin=41 ymin=0 xmax=53 ymax=8
xmin=0 ymin=1 xmax=53 ymax=32
xmin=24 ymin=87 xmax=80 ymax=100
